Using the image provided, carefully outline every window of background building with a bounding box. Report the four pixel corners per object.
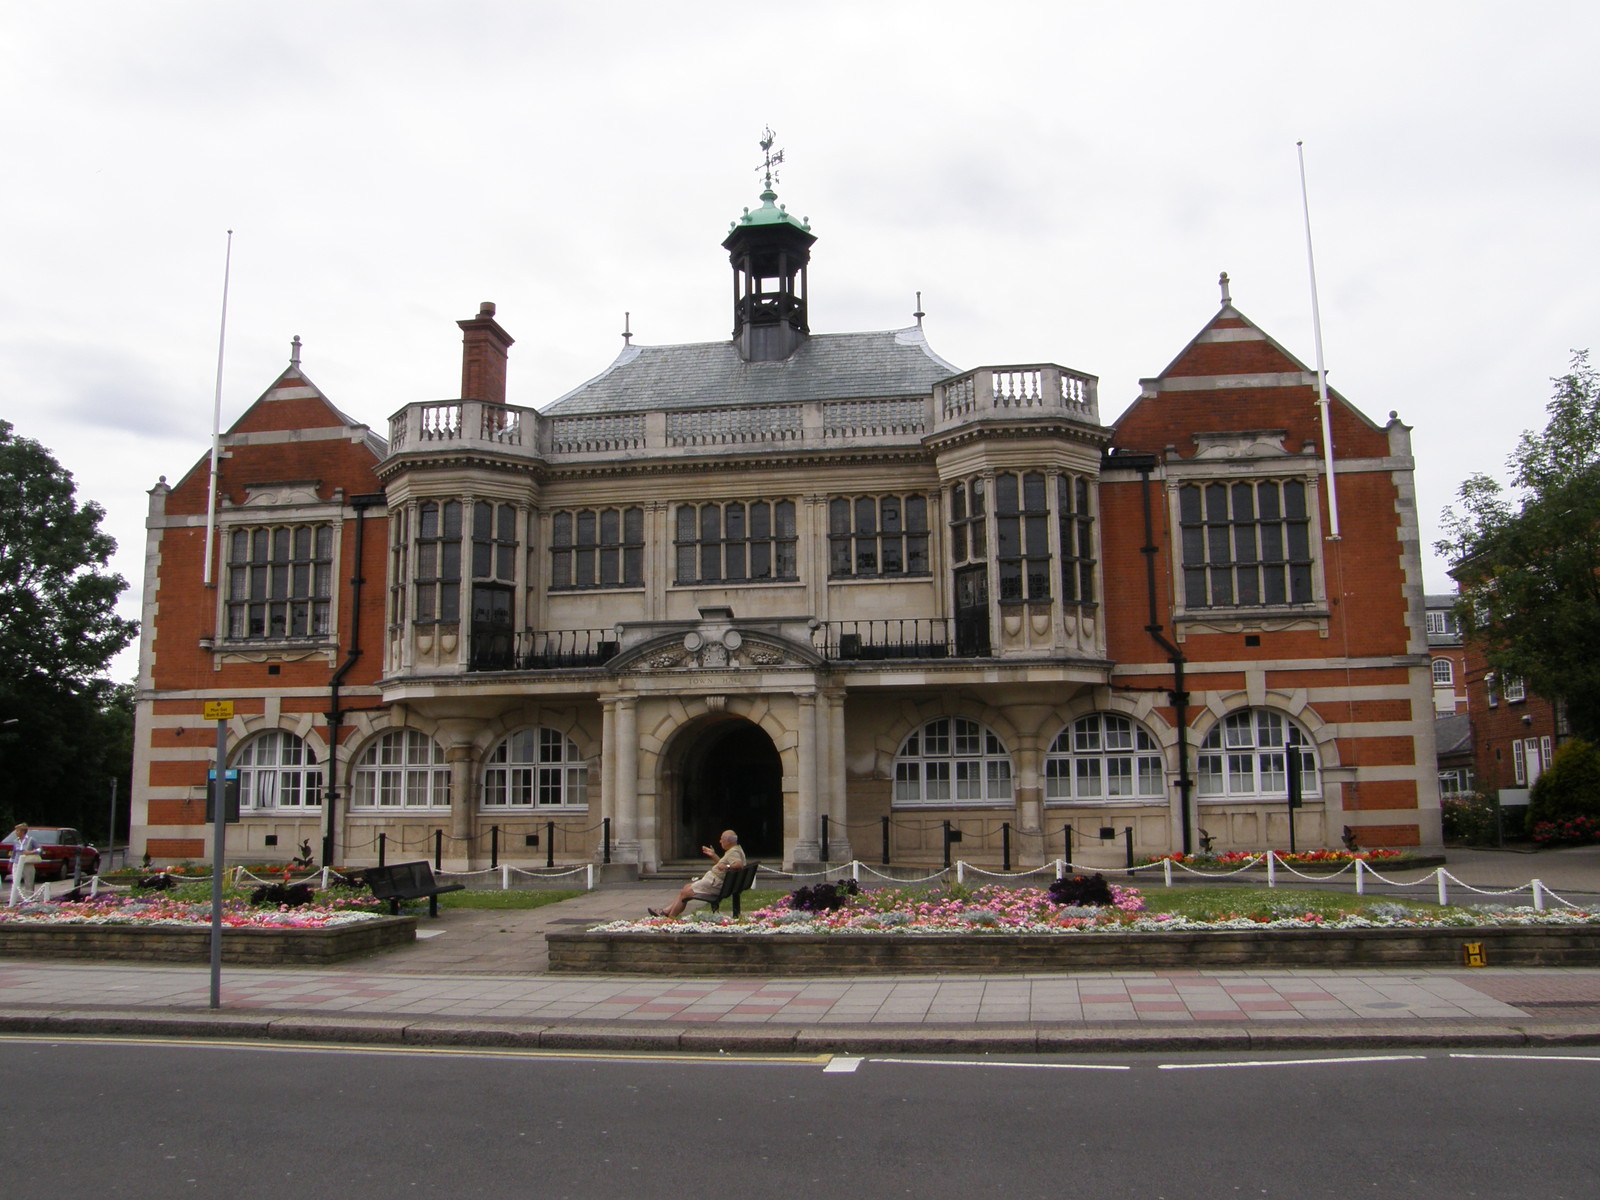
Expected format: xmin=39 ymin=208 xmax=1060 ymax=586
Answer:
xmin=1044 ymin=713 xmax=1163 ymax=802
xmin=995 ymin=472 xmax=1051 ymax=602
xmin=674 ymin=500 xmax=796 ymax=583
xmin=1426 ymin=609 xmax=1460 ymax=636
xmin=481 ymin=728 xmax=589 ymax=808
xmin=1431 ymin=659 xmax=1454 ymax=686
xmin=1197 ymin=709 xmax=1319 ymax=800
xmin=948 ymin=478 xmax=986 ymax=566
xmin=551 ymin=507 xmax=643 ymax=589
xmin=235 ymin=730 xmax=322 ymax=810
xmin=1058 ymin=474 xmax=1096 ymax=605
xmin=892 ymin=717 xmax=1013 ymax=806
xmin=389 ymin=507 xmax=408 ymax=627
xmin=1437 ymin=768 xmax=1474 ymax=798
xmin=828 ymin=495 xmax=929 ymax=578
xmin=1504 ymin=675 xmax=1527 ymax=702
xmin=352 ymin=730 xmax=451 ymax=809
xmin=414 ymin=501 xmax=462 ymax=622
xmin=226 ymin=524 xmax=333 ymax=640
xmin=1179 ymin=479 xmax=1312 ymax=608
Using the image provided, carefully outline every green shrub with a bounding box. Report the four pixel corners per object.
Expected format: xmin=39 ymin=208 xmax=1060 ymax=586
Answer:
xmin=1529 ymin=739 xmax=1600 ymax=825
xmin=1441 ymin=793 xmax=1499 ymax=844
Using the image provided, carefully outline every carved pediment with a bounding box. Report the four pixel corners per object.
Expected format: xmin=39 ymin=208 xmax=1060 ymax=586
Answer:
xmin=1190 ymin=431 xmax=1291 ymax=460
xmin=238 ymin=480 xmax=325 ymax=507
xmin=613 ymin=625 xmax=820 ymax=674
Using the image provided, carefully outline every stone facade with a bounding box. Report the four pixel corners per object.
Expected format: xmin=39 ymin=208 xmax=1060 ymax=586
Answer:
xmin=131 ymin=190 xmax=1441 ymax=872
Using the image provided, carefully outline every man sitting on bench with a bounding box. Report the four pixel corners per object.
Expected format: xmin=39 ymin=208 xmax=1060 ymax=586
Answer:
xmin=649 ymin=829 xmax=745 ymax=919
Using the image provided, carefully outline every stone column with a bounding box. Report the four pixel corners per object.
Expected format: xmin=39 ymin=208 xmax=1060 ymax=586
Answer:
xmin=791 ymin=692 xmax=821 ymax=868
xmin=612 ymin=696 xmax=641 ymax=866
xmin=822 ymin=688 xmax=852 ymax=863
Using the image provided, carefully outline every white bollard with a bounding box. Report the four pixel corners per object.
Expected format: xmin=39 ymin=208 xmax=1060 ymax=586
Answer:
xmin=956 ymin=861 xmax=966 ymax=885
xmin=1532 ymin=879 xmax=1545 ymax=911
xmin=852 ymin=860 xmax=860 ymax=883
xmin=1163 ymin=858 xmax=1173 ymax=888
xmin=502 ymin=864 xmax=510 ymax=890
xmin=1436 ymin=869 xmax=1449 ymax=907
xmin=89 ymin=876 xmax=99 ymax=898
xmin=586 ymin=863 xmax=595 ymax=890
xmin=1267 ymin=853 xmax=1276 ymax=888
xmin=1354 ymin=857 xmax=1366 ymax=896
xmin=321 ymin=866 xmax=330 ymax=890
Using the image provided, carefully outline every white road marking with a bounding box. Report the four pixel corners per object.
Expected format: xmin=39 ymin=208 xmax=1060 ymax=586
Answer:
xmin=1451 ymin=1053 xmax=1600 ymax=1064
xmin=1158 ymin=1055 xmax=1427 ymax=1070
xmin=823 ymin=1056 xmax=862 ymax=1073
xmin=869 ymin=1057 xmax=1130 ymax=1071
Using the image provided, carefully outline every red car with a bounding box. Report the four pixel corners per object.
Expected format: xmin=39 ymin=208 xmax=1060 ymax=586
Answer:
xmin=1 ymin=828 xmax=101 ymax=882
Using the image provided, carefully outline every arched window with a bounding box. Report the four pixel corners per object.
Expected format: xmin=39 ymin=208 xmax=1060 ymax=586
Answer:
xmin=482 ymin=729 xmax=589 ymax=809
xmin=893 ymin=717 xmax=1012 ymax=806
xmin=235 ymin=730 xmax=322 ymax=810
xmin=1431 ymin=658 xmax=1454 ymax=686
xmin=1196 ymin=709 xmax=1319 ymax=800
xmin=1045 ymin=714 xmax=1164 ymax=803
xmin=351 ymin=731 xmax=451 ymax=809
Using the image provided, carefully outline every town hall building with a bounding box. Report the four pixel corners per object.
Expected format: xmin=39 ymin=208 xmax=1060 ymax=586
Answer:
xmin=130 ymin=170 xmax=1443 ymax=874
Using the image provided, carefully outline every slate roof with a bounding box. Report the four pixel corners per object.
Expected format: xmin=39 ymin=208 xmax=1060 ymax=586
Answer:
xmin=542 ymin=327 xmax=961 ymax=415
xmin=1435 ymin=713 xmax=1473 ymax=757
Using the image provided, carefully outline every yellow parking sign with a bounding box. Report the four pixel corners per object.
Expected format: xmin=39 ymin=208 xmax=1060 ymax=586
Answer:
xmin=202 ymin=700 xmax=235 ymax=721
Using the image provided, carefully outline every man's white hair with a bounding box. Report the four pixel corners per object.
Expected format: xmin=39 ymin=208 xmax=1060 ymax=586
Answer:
xmin=721 ymin=830 xmax=738 ymax=844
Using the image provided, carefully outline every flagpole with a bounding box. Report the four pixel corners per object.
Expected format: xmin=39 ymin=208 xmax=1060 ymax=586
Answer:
xmin=1296 ymin=143 xmax=1340 ymax=540
xmin=202 ymin=230 xmax=234 ymax=587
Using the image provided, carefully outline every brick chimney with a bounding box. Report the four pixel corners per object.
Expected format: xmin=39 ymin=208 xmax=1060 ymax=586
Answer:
xmin=457 ymin=301 xmax=514 ymax=404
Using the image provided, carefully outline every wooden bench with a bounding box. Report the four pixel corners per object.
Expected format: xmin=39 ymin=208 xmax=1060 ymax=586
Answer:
xmin=683 ymin=861 xmax=761 ymax=918
xmin=362 ymin=861 xmax=465 ymax=917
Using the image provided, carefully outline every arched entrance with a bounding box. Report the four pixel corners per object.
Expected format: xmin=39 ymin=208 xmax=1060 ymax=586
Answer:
xmin=670 ymin=717 xmax=783 ymax=860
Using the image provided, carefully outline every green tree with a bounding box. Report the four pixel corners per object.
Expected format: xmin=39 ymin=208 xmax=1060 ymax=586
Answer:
xmin=1437 ymin=351 xmax=1600 ymax=740
xmin=0 ymin=419 xmax=139 ymax=836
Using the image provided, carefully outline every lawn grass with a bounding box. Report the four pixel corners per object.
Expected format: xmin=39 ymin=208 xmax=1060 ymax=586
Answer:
xmin=435 ymin=888 xmax=584 ymax=911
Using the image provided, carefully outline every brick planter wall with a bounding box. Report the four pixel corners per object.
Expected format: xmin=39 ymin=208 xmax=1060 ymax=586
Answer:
xmin=0 ymin=916 xmax=415 ymax=965
xmin=548 ymin=925 xmax=1600 ymax=975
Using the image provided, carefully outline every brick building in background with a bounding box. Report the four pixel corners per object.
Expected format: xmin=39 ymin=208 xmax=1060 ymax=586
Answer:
xmin=130 ymin=183 xmax=1442 ymax=871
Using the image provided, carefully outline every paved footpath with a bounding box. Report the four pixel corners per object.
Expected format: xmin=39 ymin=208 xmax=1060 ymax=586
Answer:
xmin=5 ymin=847 xmax=1600 ymax=1054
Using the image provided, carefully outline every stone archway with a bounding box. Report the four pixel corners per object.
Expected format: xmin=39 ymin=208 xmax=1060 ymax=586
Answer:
xmin=668 ymin=716 xmax=783 ymax=860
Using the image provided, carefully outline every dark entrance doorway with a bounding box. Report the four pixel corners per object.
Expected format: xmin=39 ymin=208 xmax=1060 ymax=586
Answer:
xmin=675 ymin=719 xmax=783 ymax=860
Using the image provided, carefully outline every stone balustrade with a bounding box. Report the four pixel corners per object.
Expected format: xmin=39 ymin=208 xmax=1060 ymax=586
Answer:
xmin=384 ymin=364 xmax=1099 ymax=465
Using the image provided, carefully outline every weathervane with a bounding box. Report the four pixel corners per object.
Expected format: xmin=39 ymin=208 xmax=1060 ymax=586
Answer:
xmin=757 ymin=126 xmax=784 ymax=191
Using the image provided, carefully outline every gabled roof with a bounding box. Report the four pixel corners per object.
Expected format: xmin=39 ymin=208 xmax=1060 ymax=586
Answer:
xmin=227 ymin=360 xmax=388 ymax=459
xmin=1110 ymin=289 xmax=1389 ymax=459
xmin=542 ymin=327 xmax=960 ymax=416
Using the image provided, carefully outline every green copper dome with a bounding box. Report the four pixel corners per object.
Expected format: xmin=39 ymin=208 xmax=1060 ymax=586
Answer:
xmin=729 ymin=186 xmax=812 ymax=234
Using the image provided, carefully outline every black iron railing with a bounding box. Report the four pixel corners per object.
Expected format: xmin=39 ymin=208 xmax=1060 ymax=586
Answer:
xmin=821 ymin=619 xmax=964 ymax=660
xmin=468 ymin=629 xmax=617 ymax=672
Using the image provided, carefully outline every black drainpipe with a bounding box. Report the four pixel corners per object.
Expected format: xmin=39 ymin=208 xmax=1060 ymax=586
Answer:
xmin=323 ymin=491 xmax=384 ymax=868
xmin=1111 ymin=452 xmax=1194 ymax=856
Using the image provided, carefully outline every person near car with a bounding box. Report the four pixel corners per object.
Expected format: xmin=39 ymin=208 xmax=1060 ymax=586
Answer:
xmin=6 ymin=823 xmax=42 ymax=906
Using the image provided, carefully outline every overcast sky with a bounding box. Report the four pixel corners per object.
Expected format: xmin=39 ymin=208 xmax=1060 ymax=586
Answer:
xmin=4 ymin=1 xmax=1597 ymax=684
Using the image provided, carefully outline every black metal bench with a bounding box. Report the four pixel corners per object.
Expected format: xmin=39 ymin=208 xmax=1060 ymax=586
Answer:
xmin=362 ymin=861 xmax=465 ymax=917
xmin=683 ymin=861 xmax=761 ymax=918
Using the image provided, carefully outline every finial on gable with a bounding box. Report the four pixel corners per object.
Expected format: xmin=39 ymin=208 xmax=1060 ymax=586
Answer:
xmin=290 ymin=335 xmax=302 ymax=366
xmin=1219 ymin=272 xmax=1231 ymax=307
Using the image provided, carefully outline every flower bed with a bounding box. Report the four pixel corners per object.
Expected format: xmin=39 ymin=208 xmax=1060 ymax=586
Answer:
xmin=0 ymin=896 xmax=412 ymax=964
xmin=549 ymin=879 xmax=1600 ymax=975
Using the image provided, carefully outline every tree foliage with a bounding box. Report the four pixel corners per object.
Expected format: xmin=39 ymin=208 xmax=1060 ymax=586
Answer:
xmin=1528 ymin=738 xmax=1600 ymax=826
xmin=0 ymin=420 xmax=139 ymax=839
xmin=1437 ymin=351 xmax=1600 ymax=740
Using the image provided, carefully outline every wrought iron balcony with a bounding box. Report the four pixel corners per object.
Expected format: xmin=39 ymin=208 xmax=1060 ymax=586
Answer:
xmin=468 ymin=629 xmax=618 ymax=672
xmin=821 ymin=619 xmax=966 ymax=661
